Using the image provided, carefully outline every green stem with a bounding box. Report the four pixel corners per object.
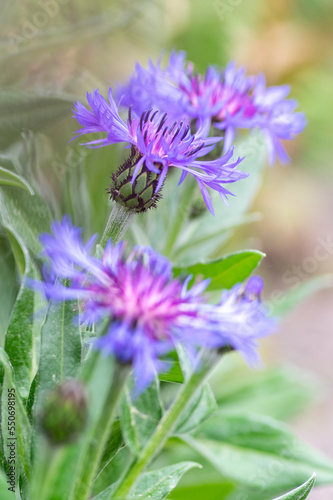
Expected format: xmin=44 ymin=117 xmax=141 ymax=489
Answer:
xmin=71 ymin=361 xmax=129 ymax=500
xmin=30 ymin=440 xmax=63 ymax=500
xmin=111 ymin=350 xmax=220 ymax=499
xmin=99 ymin=204 xmax=134 ymax=250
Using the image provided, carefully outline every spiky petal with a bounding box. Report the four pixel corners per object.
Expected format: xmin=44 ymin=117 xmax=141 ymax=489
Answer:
xmin=72 ymin=88 xmax=246 ymax=215
xmin=117 ymin=51 xmax=307 ymax=164
xmin=32 ymin=217 xmax=275 ymax=394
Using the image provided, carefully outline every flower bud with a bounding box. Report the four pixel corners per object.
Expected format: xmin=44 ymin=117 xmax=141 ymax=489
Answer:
xmin=39 ymin=379 xmax=87 ymax=445
xmin=108 ymin=146 xmax=162 ymax=213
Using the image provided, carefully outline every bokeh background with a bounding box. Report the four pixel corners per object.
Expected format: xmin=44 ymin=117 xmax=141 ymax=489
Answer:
xmin=1 ymin=0 xmax=333 ymax=498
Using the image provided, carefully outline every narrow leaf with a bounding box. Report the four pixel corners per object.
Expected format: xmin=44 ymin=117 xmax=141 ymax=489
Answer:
xmin=0 ymin=348 xmax=31 ymax=481
xmin=0 ymin=166 xmax=34 ymax=194
xmin=120 ymin=377 xmax=162 ymax=456
xmin=4 ymin=232 xmax=46 ymax=398
xmin=132 ymin=462 xmax=201 ymax=500
xmin=0 ymin=469 xmax=16 ymax=500
xmin=93 ymin=461 xmax=201 ymax=500
xmin=159 ymin=351 xmax=184 ymax=384
xmin=175 ymin=384 xmax=217 ymax=434
xmin=0 ymin=90 xmax=73 ymax=148
xmin=214 ymin=364 xmax=317 ymax=421
xmin=273 ymin=473 xmax=316 ymax=499
xmin=0 ymin=235 xmax=17 ymax=342
xmin=35 ymin=299 xmax=82 ymax=411
xmin=182 ymin=411 xmax=333 ymax=495
xmin=0 ymin=185 xmax=52 ymax=257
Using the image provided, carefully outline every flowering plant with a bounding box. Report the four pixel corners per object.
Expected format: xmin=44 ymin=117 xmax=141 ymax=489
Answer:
xmin=0 ymin=44 xmax=331 ymax=500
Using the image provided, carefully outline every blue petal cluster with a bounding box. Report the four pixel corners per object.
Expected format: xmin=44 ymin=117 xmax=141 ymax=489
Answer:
xmin=34 ymin=217 xmax=275 ymax=394
xmin=72 ymin=89 xmax=247 ymax=214
xmin=117 ymin=51 xmax=306 ymax=164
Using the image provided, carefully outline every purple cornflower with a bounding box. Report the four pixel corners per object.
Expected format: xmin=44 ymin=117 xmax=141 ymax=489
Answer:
xmin=117 ymin=51 xmax=306 ymax=165
xmin=197 ymin=276 xmax=274 ymax=365
xmin=33 ymin=217 xmax=275 ymax=394
xmin=72 ymin=88 xmax=246 ymax=215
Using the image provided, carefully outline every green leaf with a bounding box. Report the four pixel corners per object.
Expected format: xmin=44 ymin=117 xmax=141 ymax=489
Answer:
xmin=4 ymin=231 xmax=46 ymax=399
xmin=159 ymin=351 xmax=184 ymax=384
xmin=0 ymin=469 xmax=16 ymax=500
xmin=0 ymin=348 xmax=31 ymax=481
xmin=173 ymin=250 xmax=265 ymax=291
xmin=94 ymin=462 xmax=201 ymax=500
xmin=175 ymin=384 xmax=217 ymax=434
xmin=132 ymin=462 xmax=202 ymax=500
xmin=168 ymin=482 xmax=234 ymax=500
xmin=120 ymin=377 xmax=163 ymax=456
xmin=273 ymin=473 xmax=316 ymax=499
xmin=0 ymin=166 xmax=34 ymax=194
xmin=0 ymin=185 xmax=52 ymax=257
xmin=182 ymin=411 xmax=333 ymax=496
xmin=170 ymin=212 xmax=261 ymax=264
xmin=98 ymin=420 xmax=125 ymax=476
xmin=270 ymin=274 xmax=333 ymax=317
xmin=170 ymin=132 xmax=267 ymax=263
xmin=210 ymin=356 xmax=317 ymax=421
xmin=5 ymin=228 xmax=25 ymax=275
xmin=92 ymin=447 xmax=132 ymax=500
xmin=0 ymin=234 xmax=17 ymax=343
xmin=35 ymin=299 xmax=82 ymax=411
xmin=0 ymin=90 xmax=73 ymax=148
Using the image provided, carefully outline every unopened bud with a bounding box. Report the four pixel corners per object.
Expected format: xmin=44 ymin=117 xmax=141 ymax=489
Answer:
xmin=108 ymin=146 xmax=162 ymax=213
xmin=39 ymin=379 xmax=87 ymax=445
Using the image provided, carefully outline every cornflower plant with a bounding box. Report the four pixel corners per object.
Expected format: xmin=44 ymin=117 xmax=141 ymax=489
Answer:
xmin=0 ymin=49 xmax=331 ymax=500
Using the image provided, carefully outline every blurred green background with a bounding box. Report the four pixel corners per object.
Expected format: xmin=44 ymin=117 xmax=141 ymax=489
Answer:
xmin=1 ymin=1 xmax=333 ymax=498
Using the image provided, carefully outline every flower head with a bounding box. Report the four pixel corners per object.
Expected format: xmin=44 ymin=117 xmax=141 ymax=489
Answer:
xmin=33 ymin=217 xmax=275 ymax=394
xmin=39 ymin=380 xmax=87 ymax=445
xmin=72 ymin=88 xmax=246 ymax=215
xmin=199 ymin=276 xmax=274 ymax=364
xmin=117 ymin=51 xmax=306 ymax=165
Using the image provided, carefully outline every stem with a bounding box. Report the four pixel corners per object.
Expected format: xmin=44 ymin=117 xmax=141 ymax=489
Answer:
xmin=111 ymin=350 xmax=220 ymax=499
xmin=71 ymin=361 xmax=129 ymax=500
xmin=30 ymin=440 xmax=63 ymax=500
xmin=99 ymin=204 xmax=134 ymax=249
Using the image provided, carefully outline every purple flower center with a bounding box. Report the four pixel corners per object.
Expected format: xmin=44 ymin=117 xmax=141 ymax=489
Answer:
xmin=92 ymin=259 xmax=197 ymax=342
xmin=128 ymin=107 xmax=204 ymax=166
xmin=180 ymin=73 xmax=257 ymax=122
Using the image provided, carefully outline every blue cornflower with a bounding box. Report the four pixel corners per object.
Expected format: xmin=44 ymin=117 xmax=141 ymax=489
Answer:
xmin=196 ymin=276 xmax=274 ymax=365
xmin=72 ymin=88 xmax=246 ymax=215
xmin=117 ymin=51 xmax=307 ymax=165
xmin=33 ymin=217 xmax=275 ymax=394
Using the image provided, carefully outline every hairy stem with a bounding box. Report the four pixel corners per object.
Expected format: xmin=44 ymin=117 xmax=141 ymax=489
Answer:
xmin=111 ymin=350 xmax=220 ymax=499
xmin=99 ymin=204 xmax=134 ymax=250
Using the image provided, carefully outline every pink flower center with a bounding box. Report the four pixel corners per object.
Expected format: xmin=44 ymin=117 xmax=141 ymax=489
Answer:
xmin=180 ymin=73 xmax=257 ymax=122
